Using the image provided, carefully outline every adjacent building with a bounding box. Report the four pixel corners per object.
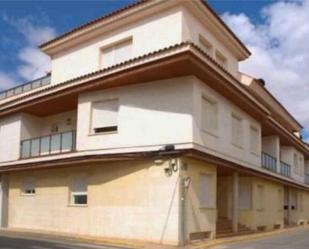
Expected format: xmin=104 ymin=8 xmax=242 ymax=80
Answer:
xmin=0 ymin=0 xmax=308 ymax=246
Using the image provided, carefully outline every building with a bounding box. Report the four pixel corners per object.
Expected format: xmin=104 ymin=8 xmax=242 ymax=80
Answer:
xmin=0 ymin=0 xmax=308 ymax=246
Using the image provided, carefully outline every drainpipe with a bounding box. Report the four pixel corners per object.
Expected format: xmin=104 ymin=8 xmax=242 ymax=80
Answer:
xmin=179 ymin=159 xmax=190 ymax=247
xmin=179 ymin=174 xmax=186 ymax=246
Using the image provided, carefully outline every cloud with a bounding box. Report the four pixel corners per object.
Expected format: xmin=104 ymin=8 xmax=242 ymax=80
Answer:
xmin=222 ymin=0 xmax=309 ymax=139
xmin=0 ymin=14 xmax=56 ymax=88
xmin=0 ymin=73 xmax=18 ymax=91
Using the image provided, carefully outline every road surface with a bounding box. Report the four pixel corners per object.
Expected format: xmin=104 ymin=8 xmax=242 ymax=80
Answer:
xmin=213 ymin=228 xmax=309 ymax=249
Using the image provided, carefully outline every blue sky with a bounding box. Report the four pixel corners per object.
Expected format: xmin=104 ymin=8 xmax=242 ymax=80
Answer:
xmin=0 ymin=0 xmax=308 ymax=141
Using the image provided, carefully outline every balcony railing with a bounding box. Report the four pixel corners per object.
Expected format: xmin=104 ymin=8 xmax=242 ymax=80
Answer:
xmin=280 ymin=161 xmax=291 ymax=178
xmin=261 ymin=152 xmax=277 ymax=172
xmin=305 ymin=174 xmax=309 ymax=185
xmin=0 ymin=75 xmax=51 ymax=101
xmin=20 ymin=131 xmax=76 ymax=159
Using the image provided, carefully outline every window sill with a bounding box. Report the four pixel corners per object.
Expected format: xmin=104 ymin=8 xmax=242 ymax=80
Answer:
xmin=202 ymin=129 xmax=219 ymax=138
xmin=88 ymin=131 xmax=118 ymax=136
xmin=67 ymin=204 xmax=88 ymax=208
xmin=199 ymin=206 xmax=216 ymax=210
xmin=232 ymin=142 xmax=243 ymax=150
xmin=20 ymin=194 xmax=36 ymax=197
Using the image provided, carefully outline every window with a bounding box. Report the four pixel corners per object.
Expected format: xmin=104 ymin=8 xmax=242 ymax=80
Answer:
xmin=256 ymin=185 xmax=264 ymax=210
xmin=91 ymin=100 xmax=119 ymax=134
xmin=199 ymin=35 xmax=213 ymax=56
xmin=239 ymin=181 xmax=252 ymax=210
xmin=201 ymin=96 xmax=218 ymax=135
xmin=215 ymin=50 xmax=228 ymax=69
xmin=298 ymin=193 xmax=303 ymax=212
xmin=199 ymin=174 xmax=215 ymax=208
xmin=21 ymin=179 xmax=35 ymax=195
xmin=100 ymin=38 xmax=132 ymax=68
xmin=70 ymin=177 xmax=87 ymax=205
xmin=250 ymin=126 xmax=259 ymax=154
xmin=299 ymin=156 xmax=304 ymax=175
xmin=278 ymin=189 xmax=283 ymax=211
xmin=291 ymin=191 xmax=297 ymax=210
xmin=231 ymin=114 xmax=243 ymax=148
xmin=294 ymin=153 xmax=298 ymax=174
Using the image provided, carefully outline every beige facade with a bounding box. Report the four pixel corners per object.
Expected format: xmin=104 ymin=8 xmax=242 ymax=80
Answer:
xmin=0 ymin=0 xmax=309 ymax=246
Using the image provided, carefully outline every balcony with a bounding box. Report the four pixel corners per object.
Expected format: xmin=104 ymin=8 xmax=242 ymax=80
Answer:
xmin=0 ymin=75 xmax=51 ymax=100
xmin=305 ymin=174 xmax=309 ymax=185
xmin=280 ymin=161 xmax=291 ymax=178
xmin=20 ymin=131 xmax=76 ymax=159
xmin=261 ymin=152 xmax=277 ymax=172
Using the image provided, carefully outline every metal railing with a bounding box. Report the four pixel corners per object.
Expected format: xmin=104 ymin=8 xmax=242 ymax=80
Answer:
xmin=305 ymin=174 xmax=309 ymax=185
xmin=280 ymin=161 xmax=291 ymax=178
xmin=20 ymin=130 xmax=76 ymax=159
xmin=261 ymin=152 xmax=277 ymax=172
xmin=0 ymin=75 xmax=51 ymax=101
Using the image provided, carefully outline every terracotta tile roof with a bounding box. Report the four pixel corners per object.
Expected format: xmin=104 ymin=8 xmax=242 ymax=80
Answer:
xmin=39 ymin=0 xmax=250 ymax=55
xmin=0 ymin=41 xmax=246 ymax=110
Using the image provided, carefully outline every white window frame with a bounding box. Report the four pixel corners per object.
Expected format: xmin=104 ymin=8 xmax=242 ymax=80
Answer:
xmin=21 ymin=178 xmax=36 ymax=196
xmin=256 ymin=184 xmax=264 ymax=211
xmin=231 ymin=113 xmax=243 ymax=148
xmin=293 ymin=153 xmax=298 ymax=175
xmin=239 ymin=180 xmax=252 ymax=210
xmin=199 ymin=35 xmax=213 ymax=56
xmin=201 ymin=95 xmax=218 ymax=136
xmin=90 ymin=99 xmax=119 ymax=135
xmin=199 ymin=173 xmax=215 ymax=209
xmin=215 ymin=50 xmax=228 ymax=70
xmin=99 ymin=37 xmax=133 ymax=69
xmin=249 ymin=125 xmax=259 ymax=154
xmin=70 ymin=176 xmax=88 ymax=206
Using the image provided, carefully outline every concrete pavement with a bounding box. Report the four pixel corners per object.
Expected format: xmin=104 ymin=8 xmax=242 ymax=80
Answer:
xmin=212 ymin=228 xmax=309 ymax=249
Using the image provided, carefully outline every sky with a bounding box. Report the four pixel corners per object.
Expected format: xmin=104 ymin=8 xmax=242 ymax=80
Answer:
xmin=0 ymin=0 xmax=308 ymax=141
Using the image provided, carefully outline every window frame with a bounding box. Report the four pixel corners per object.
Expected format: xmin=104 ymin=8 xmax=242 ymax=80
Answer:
xmin=21 ymin=178 xmax=36 ymax=196
xmin=231 ymin=113 xmax=244 ymax=148
xmin=215 ymin=50 xmax=228 ymax=70
xmin=69 ymin=176 xmax=88 ymax=206
xmin=199 ymin=35 xmax=213 ymax=57
xmin=90 ymin=99 xmax=119 ymax=135
xmin=199 ymin=173 xmax=215 ymax=209
xmin=201 ymin=95 xmax=219 ymax=137
xmin=249 ymin=125 xmax=260 ymax=155
xmin=99 ymin=37 xmax=133 ymax=69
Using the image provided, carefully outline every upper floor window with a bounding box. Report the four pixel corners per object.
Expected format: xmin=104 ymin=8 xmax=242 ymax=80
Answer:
xmin=231 ymin=113 xmax=243 ymax=148
xmin=199 ymin=35 xmax=213 ymax=56
xmin=293 ymin=153 xmax=298 ymax=174
xmin=91 ymin=99 xmax=119 ymax=134
xmin=250 ymin=125 xmax=259 ymax=154
xmin=70 ymin=176 xmax=88 ymax=206
xmin=201 ymin=96 xmax=218 ymax=136
xmin=215 ymin=50 xmax=228 ymax=70
xmin=100 ymin=38 xmax=132 ymax=69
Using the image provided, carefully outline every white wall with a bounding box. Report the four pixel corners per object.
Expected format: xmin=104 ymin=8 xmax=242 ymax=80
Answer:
xmin=76 ymin=77 xmax=194 ymax=152
xmin=192 ymin=77 xmax=261 ymax=168
xmin=181 ymin=8 xmax=239 ymax=77
xmin=0 ymin=115 xmax=22 ymax=162
xmin=51 ymin=7 xmax=183 ymax=84
xmin=281 ymin=146 xmax=305 ymax=183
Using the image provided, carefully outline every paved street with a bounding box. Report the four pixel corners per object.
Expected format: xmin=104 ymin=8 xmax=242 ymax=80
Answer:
xmin=0 ymin=234 xmax=124 ymax=249
xmin=213 ymin=228 xmax=309 ymax=249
